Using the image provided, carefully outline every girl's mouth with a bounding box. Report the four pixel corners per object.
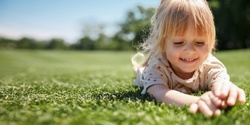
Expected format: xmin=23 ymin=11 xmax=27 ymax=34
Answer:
xmin=180 ymin=57 xmax=198 ymax=62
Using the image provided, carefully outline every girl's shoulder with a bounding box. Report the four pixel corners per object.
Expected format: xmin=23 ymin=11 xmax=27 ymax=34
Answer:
xmin=147 ymin=54 xmax=169 ymax=66
xmin=203 ymin=54 xmax=226 ymax=69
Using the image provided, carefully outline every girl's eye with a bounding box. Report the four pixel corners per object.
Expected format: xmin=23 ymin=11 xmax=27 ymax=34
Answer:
xmin=174 ymin=42 xmax=184 ymax=45
xmin=195 ymin=41 xmax=205 ymax=46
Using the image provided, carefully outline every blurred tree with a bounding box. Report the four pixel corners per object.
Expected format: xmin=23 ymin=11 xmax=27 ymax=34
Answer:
xmin=46 ymin=38 xmax=68 ymax=50
xmin=115 ymin=5 xmax=155 ymax=50
xmin=77 ymin=23 xmax=127 ymax=50
xmin=112 ymin=33 xmax=133 ymax=50
xmin=0 ymin=37 xmax=16 ymax=49
xmin=209 ymin=0 xmax=250 ymax=49
xmin=94 ymin=24 xmax=112 ymax=50
xmin=16 ymin=37 xmax=37 ymax=49
xmin=73 ymin=37 xmax=95 ymax=50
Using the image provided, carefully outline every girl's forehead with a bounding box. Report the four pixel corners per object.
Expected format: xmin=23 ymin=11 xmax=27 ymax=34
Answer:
xmin=172 ymin=22 xmax=208 ymax=39
xmin=172 ymin=34 xmax=206 ymax=39
xmin=171 ymin=35 xmax=206 ymax=40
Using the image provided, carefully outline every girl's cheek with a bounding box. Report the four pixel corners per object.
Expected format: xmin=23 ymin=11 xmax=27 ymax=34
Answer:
xmin=196 ymin=46 xmax=209 ymax=52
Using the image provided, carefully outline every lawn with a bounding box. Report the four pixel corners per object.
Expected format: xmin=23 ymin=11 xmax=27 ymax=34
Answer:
xmin=0 ymin=50 xmax=249 ymax=125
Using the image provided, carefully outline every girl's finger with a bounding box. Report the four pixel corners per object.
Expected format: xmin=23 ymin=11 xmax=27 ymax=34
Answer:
xmin=221 ymin=100 xmax=228 ymax=109
xmin=220 ymin=82 xmax=231 ymax=99
xmin=207 ymin=95 xmax=222 ymax=116
xmin=213 ymin=109 xmax=221 ymax=116
xmin=237 ymin=88 xmax=246 ymax=104
xmin=197 ymin=100 xmax=213 ymax=117
xmin=199 ymin=92 xmax=220 ymax=117
xmin=211 ymin=82 xmax=222 ymax=97
xmin=208 ymin=92 xmax=222 ymax=107
xmin=189 ymin=103 xmax=199 ymax=114
xmin=227 ymin=85 xmax=237 ymax=106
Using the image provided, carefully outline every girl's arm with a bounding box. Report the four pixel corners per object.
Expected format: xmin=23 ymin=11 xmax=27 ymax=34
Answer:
xmin=147 ymin=84 xmax=199 ymax=107
xmin=147 ymin=84 xmax=222 ymax=117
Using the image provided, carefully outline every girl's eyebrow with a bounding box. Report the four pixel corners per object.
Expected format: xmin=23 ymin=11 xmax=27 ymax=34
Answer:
xmin=171 ymin=36 xmax=184 ymax=39
xmin=195 ymin=37 xmax=207 ymax=41
xmin=171 ymin=38 xmax=184 ymax=41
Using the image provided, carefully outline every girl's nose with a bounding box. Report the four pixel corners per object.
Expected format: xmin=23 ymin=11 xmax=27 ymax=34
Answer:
xmin=184 ymin=43 xmax=195 ymax=52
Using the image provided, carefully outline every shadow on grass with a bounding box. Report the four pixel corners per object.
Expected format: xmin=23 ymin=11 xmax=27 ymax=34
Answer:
xmin=92 ymin=86 xmax=156 ymax=103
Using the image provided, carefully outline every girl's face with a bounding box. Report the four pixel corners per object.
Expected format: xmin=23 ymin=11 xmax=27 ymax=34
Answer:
xmin=165 ymin=24 xmax=209 ymax=79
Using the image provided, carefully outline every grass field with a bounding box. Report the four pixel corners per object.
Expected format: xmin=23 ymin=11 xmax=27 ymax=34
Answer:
xmin=0 ymin=50 xmax=249 ymax=125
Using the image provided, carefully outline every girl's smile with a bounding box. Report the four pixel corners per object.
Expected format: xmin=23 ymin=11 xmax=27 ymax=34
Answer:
xmin=180 ymin=57 xmax=199 ymax=63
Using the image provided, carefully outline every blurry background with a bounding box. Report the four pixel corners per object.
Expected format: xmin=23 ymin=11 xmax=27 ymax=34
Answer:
xmin=0 ymin=0 xmax=249 ymax=51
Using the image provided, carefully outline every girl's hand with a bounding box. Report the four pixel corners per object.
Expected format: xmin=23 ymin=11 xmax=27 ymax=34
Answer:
xmin=189 ymin=91 xmax=222 ymax=117
xmin=211 ymin=82 xmax=246 ymax=106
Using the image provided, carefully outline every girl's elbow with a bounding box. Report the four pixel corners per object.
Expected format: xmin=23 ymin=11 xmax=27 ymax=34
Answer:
xmin=147 ymin=85 xmax=169 ymax=102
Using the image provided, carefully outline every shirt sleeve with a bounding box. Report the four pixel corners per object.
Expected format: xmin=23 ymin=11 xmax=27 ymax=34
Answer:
xmin=205 ymin=55 xmax=230 ymax=90
xmin=140 ymin=59 xmax=168 ymax=94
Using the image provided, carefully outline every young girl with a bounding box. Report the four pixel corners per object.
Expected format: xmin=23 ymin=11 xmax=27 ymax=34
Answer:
xmin=132 ymin=0 xmax=246 ymax=117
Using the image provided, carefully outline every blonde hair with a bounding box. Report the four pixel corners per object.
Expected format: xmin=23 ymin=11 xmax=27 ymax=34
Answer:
xmin=133 ymin=0 xmax=216 ymax=67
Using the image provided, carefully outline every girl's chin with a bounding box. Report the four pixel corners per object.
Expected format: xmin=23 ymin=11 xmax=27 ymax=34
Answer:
xmin=180 ymin=71 xmax=195 ymax=75
xmin=179 ymin=67 xmax=196 ymax=73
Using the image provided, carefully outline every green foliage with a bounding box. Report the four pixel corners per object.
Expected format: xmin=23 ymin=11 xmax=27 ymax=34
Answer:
xmin=209 ymin=0 xmax=250 ymax=49
xmin=116 ymin=6 xmax=155 ymax=49
xmin=46 ymin=38 xmax=68 ymax=50
xmin=0 ymin=50 xmax=250 ymax=125
xmin=0 ymin=37 xmax=16 ymax=49
xmin=0 ymin=37 xmax=68 ymax=50
xmin=73 ymin=37 xmax=96 ymax=50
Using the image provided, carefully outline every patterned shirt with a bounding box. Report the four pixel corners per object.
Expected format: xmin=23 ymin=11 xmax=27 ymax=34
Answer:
xmin=134 ymin=54 xmax=230 ymax=94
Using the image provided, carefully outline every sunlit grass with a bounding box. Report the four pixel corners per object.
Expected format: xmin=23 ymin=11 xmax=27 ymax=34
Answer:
xmin=0 ymin=50 xmax=249 ymax=125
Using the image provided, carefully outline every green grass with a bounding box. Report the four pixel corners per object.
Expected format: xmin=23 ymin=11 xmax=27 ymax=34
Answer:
xmin=0 ymin=50 xmax=250 ymax=125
